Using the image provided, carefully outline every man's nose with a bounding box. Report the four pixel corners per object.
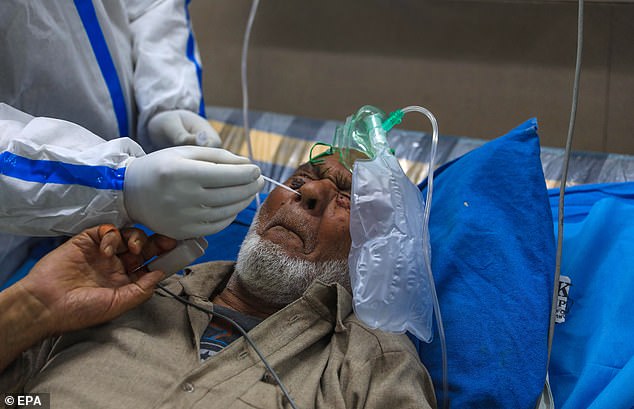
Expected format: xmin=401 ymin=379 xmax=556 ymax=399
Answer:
xmin=296 ymin=179 xmax=334 ymax=216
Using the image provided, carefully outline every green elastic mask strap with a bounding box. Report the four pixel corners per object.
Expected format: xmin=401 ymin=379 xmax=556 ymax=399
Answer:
xmin=309 ymin=142 xmax=356 ymax=173
xmin=309 ymin=142 xmax=334 ymax=165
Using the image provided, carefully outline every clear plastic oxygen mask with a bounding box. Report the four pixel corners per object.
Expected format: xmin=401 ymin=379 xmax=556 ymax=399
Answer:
xmin=327 ymin=105 xmax=440 ymax=341
xmin=317 ymin=104 xmax=448 ymax=407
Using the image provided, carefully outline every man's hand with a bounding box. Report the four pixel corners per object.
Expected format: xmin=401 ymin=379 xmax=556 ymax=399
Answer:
xmin=0 ymin=225 xmax=176 ymax=373
xmin=17 ymin=225 xmax=176 ymax=335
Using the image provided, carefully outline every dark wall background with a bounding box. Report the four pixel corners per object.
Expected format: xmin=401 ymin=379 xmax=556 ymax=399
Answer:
xmin=190 ymin=0 xmax=634 ymax=154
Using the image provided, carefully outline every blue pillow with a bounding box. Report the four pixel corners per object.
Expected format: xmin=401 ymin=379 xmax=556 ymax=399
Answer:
xmin=412 ymin=118 xmax=555 ymax=408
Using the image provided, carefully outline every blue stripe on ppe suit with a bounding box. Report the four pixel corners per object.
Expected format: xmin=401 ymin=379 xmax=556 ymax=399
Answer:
xmin=0 ymin=151 xmax=125 ymax=190
xmin=184 ymin=0 xmax=205 ymax=117
xmin=74 ymin=0 xmax=129 ymax=138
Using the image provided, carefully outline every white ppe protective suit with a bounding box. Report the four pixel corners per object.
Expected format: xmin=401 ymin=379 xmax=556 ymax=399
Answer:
xmin=0 ymin=0 xmax=219 ymax=149
xmin=0 ymin=0 xmax=226 ymax=285
xmin=0 ymin=105 xmax=262 ymax=286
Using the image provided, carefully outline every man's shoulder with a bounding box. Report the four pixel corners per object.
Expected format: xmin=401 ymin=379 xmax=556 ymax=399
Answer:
xmin=341 ymin=313 xmax=420 ymax=358
xmin=303 ymin=281 xmax=419 ymax=358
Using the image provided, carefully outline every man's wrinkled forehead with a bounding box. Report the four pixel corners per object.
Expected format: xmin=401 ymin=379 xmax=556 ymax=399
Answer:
xmin=293 ymin=155 xmax=352 ymax=185
xmin=294 ymin=161 xmax=319 ymax=175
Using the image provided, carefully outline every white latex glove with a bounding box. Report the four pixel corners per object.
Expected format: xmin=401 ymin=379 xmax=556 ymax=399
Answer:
xmin=124 ymin=146 xmax=264 ymax=239
xmin=147 ymin=109 xmax=221 ymax=148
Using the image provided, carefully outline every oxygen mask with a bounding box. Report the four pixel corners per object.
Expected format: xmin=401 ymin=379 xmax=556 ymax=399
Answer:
xmin=311 ymin=105 xmax=441 ymax=344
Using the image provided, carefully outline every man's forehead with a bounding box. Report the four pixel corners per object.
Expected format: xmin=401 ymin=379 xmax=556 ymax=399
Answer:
xmin=295 ymin=155 xmax=349 ymax=175
xmin=294 ymin=162 xmax=318 ymax=174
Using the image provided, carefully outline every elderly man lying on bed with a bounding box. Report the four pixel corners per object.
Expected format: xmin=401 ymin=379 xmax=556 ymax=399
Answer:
xmin=0 ymin=153 xmax=436 ymax=409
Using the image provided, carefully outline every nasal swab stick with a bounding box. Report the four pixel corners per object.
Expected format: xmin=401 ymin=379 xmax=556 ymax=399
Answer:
xmin=262 ymin=175 xmax=301 ymax=196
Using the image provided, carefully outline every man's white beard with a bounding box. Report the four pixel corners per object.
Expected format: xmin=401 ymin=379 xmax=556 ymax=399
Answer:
xmin=235 ymin=220 xmax=350 ymax=305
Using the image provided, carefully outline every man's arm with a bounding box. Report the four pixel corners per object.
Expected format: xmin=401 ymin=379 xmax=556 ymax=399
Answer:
xmin=0 ymin=283 xmax=52 ymax=374
xmin=0 ymin=225 xmax=176 ymax=373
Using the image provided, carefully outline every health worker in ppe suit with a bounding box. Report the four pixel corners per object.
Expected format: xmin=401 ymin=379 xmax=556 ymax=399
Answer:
xmin=0 ymin=1 xmax=263 ymax=288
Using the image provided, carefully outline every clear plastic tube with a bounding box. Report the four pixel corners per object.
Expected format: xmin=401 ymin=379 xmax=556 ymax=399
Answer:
xmin=239 ymin=3 xmax=300 ymax=408
xmin=241 ymin=0 xmax=261 ymax=208
xmin=400 ymin=105 xmax=448 ymax=409
xmin=400 ymin=106 xmax=438 ymax=255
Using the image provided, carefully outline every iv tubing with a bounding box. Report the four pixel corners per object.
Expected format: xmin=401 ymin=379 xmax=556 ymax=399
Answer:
xmin=242 ymin=0 xmax=261 ymax=208
xmin=547 ymin=0 xmax=583 ymax=375
xmin=399 ymin=106 xmax=448 ymax=409
xmin=238 ymin=2 xmax=300 ymax=406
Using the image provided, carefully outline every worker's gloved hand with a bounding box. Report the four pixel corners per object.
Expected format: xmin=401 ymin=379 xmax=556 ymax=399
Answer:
xmin=147 ymin=109 xmax=221 ymax=148
xmin=124 ymin=146 xmax=264 ymax=239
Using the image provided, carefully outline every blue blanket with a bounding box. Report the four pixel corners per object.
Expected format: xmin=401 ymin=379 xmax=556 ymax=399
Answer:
xmin=549 ymin=182 xmax=634 ymax=409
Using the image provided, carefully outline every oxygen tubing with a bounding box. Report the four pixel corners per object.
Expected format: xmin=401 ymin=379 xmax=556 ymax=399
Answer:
xmin=388 ymin=106 xmax=448 ymax=409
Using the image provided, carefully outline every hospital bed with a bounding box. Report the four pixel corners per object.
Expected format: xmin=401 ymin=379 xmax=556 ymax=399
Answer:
xmin=201 ymin=105 xmax=634 ymax=409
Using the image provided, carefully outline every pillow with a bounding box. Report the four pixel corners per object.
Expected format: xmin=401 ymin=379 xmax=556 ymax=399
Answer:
xmin=412 ymin=118 xmax=555 ymax=408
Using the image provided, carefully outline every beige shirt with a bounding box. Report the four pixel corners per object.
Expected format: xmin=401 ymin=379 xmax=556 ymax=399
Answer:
xmin=2 ymin=261 xmax=436 ymax=409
